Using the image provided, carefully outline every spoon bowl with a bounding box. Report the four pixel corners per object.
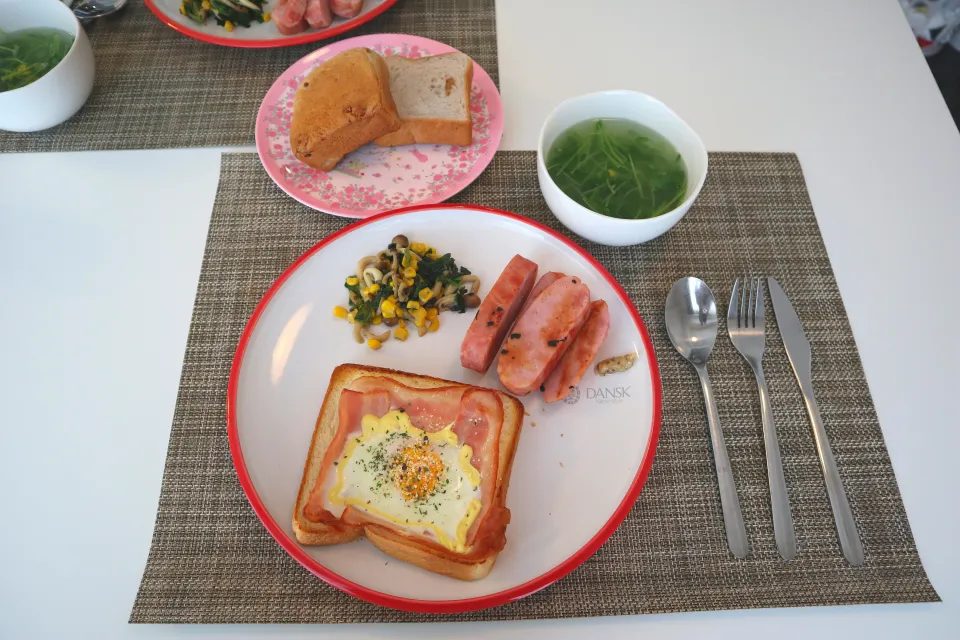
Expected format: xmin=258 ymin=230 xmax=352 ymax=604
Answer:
xmin=664 ymin=276 xmax=749 ymax=558
xmin=665 ymin=277 xmax=719 ymax=363
xmin=71 ymin=0 xmax=127 ymax=21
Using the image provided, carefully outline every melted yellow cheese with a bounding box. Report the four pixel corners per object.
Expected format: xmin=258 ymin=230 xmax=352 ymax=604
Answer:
xmin=327 ymin=410 xmax=484 ymax=552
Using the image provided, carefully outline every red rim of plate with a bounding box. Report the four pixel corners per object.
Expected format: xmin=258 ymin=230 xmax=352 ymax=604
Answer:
xmin=226 ymin=204 xmax=663 ymax=613
xmin=143 ymin=0 xmax=400 ymax=48
xmin=254 ymin=33 xmax=504 ymax=219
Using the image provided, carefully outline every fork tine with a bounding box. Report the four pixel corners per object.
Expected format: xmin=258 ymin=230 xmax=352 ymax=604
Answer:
xmin=740 ymin=278 xmax=750 ymax=329
xmin=754 ymin=277 xmax=765 ymax=327
xmin=728 ymin=278 xmax=741 ymax=328
xmin=746 ymin=276 xmax=755 ymax=328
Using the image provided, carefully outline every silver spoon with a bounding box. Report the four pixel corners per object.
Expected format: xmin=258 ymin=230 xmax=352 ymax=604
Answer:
xmin=70 ymin=0 xmax=128 ymax=21
xmin=665 ymin=277 xmax=749 ymax=558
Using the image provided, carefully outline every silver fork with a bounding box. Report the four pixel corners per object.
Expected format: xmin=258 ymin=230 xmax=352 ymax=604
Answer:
xmin=728 ymin=278 xmax=797 ymax=561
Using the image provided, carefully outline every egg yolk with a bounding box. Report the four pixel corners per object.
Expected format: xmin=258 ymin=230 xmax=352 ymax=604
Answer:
xmin=391 ymin=444 xmax=444 ymax=501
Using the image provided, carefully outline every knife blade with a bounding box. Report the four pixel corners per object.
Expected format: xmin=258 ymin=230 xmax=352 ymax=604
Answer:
xmin=767 ymin=277 xmax=864 ymax=566
xmin=767 ymin=277 xmax=812 ymax=382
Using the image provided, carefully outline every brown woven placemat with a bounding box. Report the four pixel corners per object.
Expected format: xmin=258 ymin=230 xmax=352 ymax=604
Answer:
xmin=130 ymin=151 xmax=938 ymax=623
xmin=0 ymin=0 xmax=496 ymax=153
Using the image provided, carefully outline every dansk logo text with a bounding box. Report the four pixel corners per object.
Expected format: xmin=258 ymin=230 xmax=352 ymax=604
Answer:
xmin=586 ymin=386 xmax=631 ymax=400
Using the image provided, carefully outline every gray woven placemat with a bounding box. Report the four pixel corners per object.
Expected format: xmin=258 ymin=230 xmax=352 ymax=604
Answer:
xmin=0 ymin=0 xmax=496 ymax=153
xmin=130 ymin=151 xmax=938 ymax=623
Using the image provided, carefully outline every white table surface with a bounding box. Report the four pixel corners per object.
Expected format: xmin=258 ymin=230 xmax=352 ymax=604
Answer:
xmin=2 ymin=0 xmax=960 ymax=638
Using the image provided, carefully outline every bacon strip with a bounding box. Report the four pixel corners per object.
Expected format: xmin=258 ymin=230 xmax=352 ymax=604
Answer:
xmin=302 ymin=377 xmax=506 ymax=550
xmin=303 ymin=388 xmax=389 ymax=521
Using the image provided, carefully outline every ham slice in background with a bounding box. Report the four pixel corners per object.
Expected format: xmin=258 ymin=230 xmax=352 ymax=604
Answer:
xmin=305 ymin=0 xmax=333 ymax=28
xmin=331 ymin=0 xmax=364 ymax=18
xmin=274 ymin=0 xmax=308 ymax=34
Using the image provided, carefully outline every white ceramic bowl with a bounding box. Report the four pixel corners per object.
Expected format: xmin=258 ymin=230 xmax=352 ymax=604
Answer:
xmin=537 ymin=91 xmax=708 ymax=246
xmin=0 ymin=0 xmax=95 ymax=132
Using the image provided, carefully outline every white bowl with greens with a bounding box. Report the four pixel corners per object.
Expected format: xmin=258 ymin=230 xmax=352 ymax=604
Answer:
xmin=537 ymin=90 xmax=708 ymax=246
xmin=0 ymin=0 xmax=95 ymax=132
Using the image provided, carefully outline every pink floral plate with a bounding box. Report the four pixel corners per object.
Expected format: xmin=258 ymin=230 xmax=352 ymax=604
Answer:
xmin=255 ymin=34 xmax=504 ymax=218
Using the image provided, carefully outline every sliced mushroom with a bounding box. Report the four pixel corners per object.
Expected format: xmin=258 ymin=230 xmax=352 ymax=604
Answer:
xmin=417 ymin=324 xmax=428 ymax=337
xmin=391 ymin=272 xmax=402 ymax=298
xmin=392 ymin=234 xmax=409 ymax=249
xmin=396 ymin=279 xmax=410 ymax=302
xmin=361 ymin=325 xmax=391 ymax=342
xmin=460 ymin=275 xmax=480 ymax=295
xmin=356 ymin=256 xmax=377 ymax=282
xmin=463 ymin=293 xmax=481 ymax=308
xmin=383 ymin=316 xmax=399 ymax=327
xmin=362 ymin=266 xmax=384 ymax=290
xmin=431 ymin=281 xmax=443 ymax=300
xmin=352 ymin=323 xmax=364 ymax=344
xmin=436 ymin=294 xmax=457 ymax=310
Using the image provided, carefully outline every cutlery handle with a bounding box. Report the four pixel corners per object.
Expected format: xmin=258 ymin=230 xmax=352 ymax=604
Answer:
xmin=799 ymin=378 xmax=864 ymax=566
xmin=754 ymin=364 xmax=797 ymax=560
xmin=695 ymin=364 xmax=749 ymax=558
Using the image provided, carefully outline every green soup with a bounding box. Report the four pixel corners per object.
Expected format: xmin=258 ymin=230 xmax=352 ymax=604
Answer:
xmin=546 ymin=118 xmax=688 ymax=220
xmin=0 ymin=27 xmax=75 ymax=93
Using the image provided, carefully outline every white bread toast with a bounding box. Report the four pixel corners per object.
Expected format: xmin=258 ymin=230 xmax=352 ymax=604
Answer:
xmin=374 ymin=53 xmax=474 ymax=147
xmin=292 ymin=363 xmax=524 ymax=580
xmin=290 ymin=48 xmax=401 ymax=171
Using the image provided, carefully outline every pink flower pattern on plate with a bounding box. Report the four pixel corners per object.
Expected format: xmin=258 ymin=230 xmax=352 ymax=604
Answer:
xmin=256 ymin=35 xmax=503 ymax=218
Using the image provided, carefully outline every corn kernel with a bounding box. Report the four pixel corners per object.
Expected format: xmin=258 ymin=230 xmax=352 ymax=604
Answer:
xmin=346 ymin=276 xmax=359 ymax=286
xmin=365 ymin=283 xmax=380 ymax=296
xmin=394 ymin=326 xmax=409 ymax=341
xmin=426 ymin=308 xmax=439 ymax=319
xmin=403 ymin=277 xmax=414 ymax=287
xmin=402 ymin=266 xmax=417 ymax=279
xmin=224 ymin=20 xmax=235 ymax=32
xmin=406 ymin=301 xmax=420 ymax=310
xmin=410 ymin=242 xmax=428 ymax=255
xmin=201 ymin=0 xmax=211 ymax=8
xmin=381 ymin=299 xmax=396 ymax=318
xmin=428 ymin=317 xmax=440 ymax=332
xmin=418 ymin=288 xmax=434 ymax=304
xmin=179 ymin=5 xmax=186 ymax=15
xmin=263 ymin=11 xmax=271 ymax=21
xmin=346 ymin=310 xmax=357 ymax=324
xmin=412 ymin=308 xmax=427 ymax=327
xmin=372 ymin=315 xmax=383 ymax=325
xmin=333 ymin=305 xmax=348 ymax=319
xmin=397 ymin=317 xmax=406 ymax=328
xmin=401 ymin=250 xmax=418 ymax=269
xmin=425 ymin=247 xmax=437 ymax=256
xmin=367 ymin=338 xmax=382 ymax=350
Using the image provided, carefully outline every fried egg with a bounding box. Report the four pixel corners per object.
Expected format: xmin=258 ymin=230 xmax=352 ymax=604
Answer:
xmin=327 ymin=410 xmax=482 ymax=552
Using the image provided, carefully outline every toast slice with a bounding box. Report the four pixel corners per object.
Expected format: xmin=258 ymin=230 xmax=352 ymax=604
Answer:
xmin=290 ymin=48 xmax=401 ymax=171
xmin=374 ymin=53 xmax=474 ymax=147
xmin=292 ymin=364 xmax=524 ymax=580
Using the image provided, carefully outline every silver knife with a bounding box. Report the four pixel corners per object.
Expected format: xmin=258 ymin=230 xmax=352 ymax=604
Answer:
xmin=767 ymin=277 xmax=864 ymax=566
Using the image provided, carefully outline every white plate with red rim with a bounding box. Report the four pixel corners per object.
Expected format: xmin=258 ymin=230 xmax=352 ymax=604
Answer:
xmin=228 ymin=204 xmax=661 ymax=612
xmin=144 ymin=0 xmax=400 ymax=48
xmin=255 ymin=33 xmax=503 ymax=218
